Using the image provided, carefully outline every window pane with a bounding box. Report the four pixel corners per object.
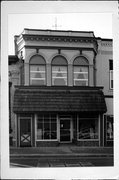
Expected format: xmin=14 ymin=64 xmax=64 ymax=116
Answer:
xmin=37 ymin=115 xmax=43 ymax=139
xmin=52 ymin=66 xmax=67 ymax=86
xmin=78 ymin=118 xmax=98 ymax=139
xmin=44 ymin=131 xmax=50 ymax=139
xmin=51 ymin=123 xmax=57 ymax=131
xmin=30 ymin=65 xmax=46 ymax=85
xmin=109 ymin=60 xmax=113 ymax=70
xmin=51 ymin=132 xmax=57 ymax=139
xmin=74 ymin=66 xmax=88 ymax=86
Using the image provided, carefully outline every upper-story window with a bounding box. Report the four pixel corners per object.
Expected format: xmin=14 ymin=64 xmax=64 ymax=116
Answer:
xmin=52 ymin=55 xmax=68 ymax=86
xmin=30 ymin=55 xmax=46 ymax=85
xmin=109 ymin=59 xmax=113 ymax=89
xmin=73 ymin=56 xmax=89 ymax=86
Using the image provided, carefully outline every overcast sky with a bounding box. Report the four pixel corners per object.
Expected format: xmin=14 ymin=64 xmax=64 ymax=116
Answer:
xmin=8 ymin=13 xmax=112 ymax=55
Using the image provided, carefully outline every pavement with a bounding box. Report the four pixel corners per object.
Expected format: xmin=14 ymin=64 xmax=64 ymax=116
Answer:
xmin=10 ymin=145 xmax=113 ymax=158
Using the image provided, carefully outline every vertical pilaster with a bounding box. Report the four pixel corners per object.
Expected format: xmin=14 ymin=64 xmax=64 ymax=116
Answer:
xmin=68 ymin=64 xmax=73 ymax=86
xmin=47 ymin=64 xmax=51 ymax=86
xmin=89 ymin=64 xmax=94 ymax=86
xmin=24 ymin=62 xmax=29 ymax=85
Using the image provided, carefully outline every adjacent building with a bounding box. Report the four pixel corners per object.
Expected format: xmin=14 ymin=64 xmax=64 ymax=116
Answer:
xmin=9 ymin=29 xmax=113 ymax=147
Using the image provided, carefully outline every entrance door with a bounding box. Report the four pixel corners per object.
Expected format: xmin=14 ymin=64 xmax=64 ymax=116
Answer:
xmin=20 ymin=118 xmax=32 ymax=147
xmin=60 ymin=119 xmax=71 ymax=142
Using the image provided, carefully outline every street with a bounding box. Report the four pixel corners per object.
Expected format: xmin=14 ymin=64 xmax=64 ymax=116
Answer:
xmin=10 ymin=156 xmax=114 ymax=167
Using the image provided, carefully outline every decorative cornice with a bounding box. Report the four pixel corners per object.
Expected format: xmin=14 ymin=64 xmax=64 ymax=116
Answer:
xmin=23 ymin=34 xmax=97 ymax=44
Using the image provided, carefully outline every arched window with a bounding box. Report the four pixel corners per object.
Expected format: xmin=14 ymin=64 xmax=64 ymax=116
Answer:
xmin=73 ymin=56 xmax=89 ymax=86
xmin=30 ymin=55 xmax=46 ymax=85
xmin=52 ymin=55 xmax=68 ymax=86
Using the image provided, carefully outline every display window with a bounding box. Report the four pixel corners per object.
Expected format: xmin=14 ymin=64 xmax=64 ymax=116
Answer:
xmin=106 ymin=115 xmax=113 ymax=140
xmin=37 ymin=114 xmax=57 ymax=140
xmin=78 ymin=117 xmax=99 ymax=140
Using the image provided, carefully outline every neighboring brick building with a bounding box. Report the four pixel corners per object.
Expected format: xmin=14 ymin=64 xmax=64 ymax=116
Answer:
xmin=9 ymin=28 xmax=113 ymax=147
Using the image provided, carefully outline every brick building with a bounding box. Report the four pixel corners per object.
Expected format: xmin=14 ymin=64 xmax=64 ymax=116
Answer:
xmin=9 ymin=29 xmax=113 ymax=147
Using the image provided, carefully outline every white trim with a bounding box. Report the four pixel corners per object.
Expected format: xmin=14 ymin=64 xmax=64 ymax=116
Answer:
xmin=71 ymin=117 xmax=73 ymax=142
xmin=52 ymin=77 xmax=67 ymax=79
xmin=74 ymin=72 xmax=88 ymax=74
xmin=74 ymin=79 xmax=88 ymax=81
xmin=52 ymin=71 xmax=67 ymax=73
xmin=31 ymin=71 xmax=45 ymax=73
xmin=99 ymin=114 xmax=100 ymax=147
xmin=103 ymin=114 xmax=105 ymax=147
xmin=57 ymin=114 xmax=59 ymax=142
xmin=36 ymin=140 xmax=57 ymax=142
xmin=35 ymin=114 xmax=37 ymax=147
xmin=31 ymin=78 xmax=45 ymax=80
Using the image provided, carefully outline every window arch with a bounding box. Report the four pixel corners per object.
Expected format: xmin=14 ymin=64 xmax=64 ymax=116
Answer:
xmin=29 ymin=55 xmax=46 ymax=85
xmin=73 ymin=56 xmax=89 ymax=86
xmin=51 ymin=55 xmax=68 ymax=86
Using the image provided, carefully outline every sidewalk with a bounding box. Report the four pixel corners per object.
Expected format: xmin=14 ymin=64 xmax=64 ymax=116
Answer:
xmin=10 ymin=145 xmax=113 ymax=158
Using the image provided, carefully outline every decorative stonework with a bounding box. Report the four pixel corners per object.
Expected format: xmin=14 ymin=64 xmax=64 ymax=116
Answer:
xmin=23 ymin=35 xmax=96 ymax=44
xmin=101 ymin=42 xmax=112 ymax=47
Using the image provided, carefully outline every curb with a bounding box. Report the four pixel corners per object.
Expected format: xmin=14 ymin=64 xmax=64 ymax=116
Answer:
xmin=10 ymin=153 xmax=113 ymax=158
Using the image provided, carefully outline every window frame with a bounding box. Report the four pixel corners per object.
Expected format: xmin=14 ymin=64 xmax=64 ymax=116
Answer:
xmin=105 ymin=115 xmax=113 ymax=141
xmin=109 ymin=70 xmax=113 ymax=90
xmin=29 ymin=55 xmax=47 ymax=86
xmin=73 ymin=65 xmax=89 ymax=86
xmin=77 ymin=116 xmax=99 ymax=141
xmin=36 ymin=114 xmax=58 ymax=141
xmin=51 ymin=55 xmax=68 ymax=86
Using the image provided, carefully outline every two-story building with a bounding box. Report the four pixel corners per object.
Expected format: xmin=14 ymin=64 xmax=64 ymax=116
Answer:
xmin=9 ymin=28 xmax=113 ymax=147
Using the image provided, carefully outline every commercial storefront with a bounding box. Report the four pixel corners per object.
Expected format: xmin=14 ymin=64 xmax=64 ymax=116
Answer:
xmin=9 ymin=28 xmax=113 ymax=147
xmin=13 ymin=86 xmax=107 ymax=147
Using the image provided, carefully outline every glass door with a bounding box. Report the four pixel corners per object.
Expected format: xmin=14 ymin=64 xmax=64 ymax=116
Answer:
xmin=60 ymin=119 xmax=71 ymax=142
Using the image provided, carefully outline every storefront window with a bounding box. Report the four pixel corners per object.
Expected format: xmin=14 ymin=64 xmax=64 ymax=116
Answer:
xmin=106 ymin=115 xmax=113 ymax=140
xmin=37 ymin=114 xmax=57 ymax=140
xmin=52 ymin=55 xmax=68 ymax=86
xmin=78 ymin=117 xmax=98 ymax=139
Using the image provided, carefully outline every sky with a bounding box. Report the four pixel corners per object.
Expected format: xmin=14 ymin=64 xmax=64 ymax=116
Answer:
xmin=8 ymin=13 xmax=112 ymax=55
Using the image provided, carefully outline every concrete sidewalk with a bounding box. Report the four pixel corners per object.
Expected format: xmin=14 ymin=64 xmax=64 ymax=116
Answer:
xmin=10 ymin=146 xmax=113 ymax=158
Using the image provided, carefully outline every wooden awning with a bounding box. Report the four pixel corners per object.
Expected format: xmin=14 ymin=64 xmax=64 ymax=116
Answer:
xmin=13 ymin=86 xmax=107 ymax=113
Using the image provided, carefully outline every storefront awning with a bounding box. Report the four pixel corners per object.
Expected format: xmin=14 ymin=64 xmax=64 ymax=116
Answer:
xmin=13 ymin=86 xmax=107 ymax=113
